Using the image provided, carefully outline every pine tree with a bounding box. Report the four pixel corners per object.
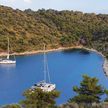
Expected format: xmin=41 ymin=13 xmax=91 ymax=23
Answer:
xmin=20 ymin=88 xmax=60 ymax=108
xmin=69 ymin=75 xmax=104 ymax=106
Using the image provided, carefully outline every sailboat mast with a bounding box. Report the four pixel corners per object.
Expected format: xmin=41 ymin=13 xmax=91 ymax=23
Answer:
xmin=43 ymin=43 xmax=46 ymax=82
xmin=43 ymin=43 xmax=51 ymax=83
xmin=7 ymin=37 xmax=10 ymax=59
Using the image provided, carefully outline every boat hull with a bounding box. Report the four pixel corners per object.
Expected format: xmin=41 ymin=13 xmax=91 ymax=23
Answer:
xmin=0 ymin=60 xmax=16 ymax=64
xmin=31 ymin=81 xmax=56 ymax=92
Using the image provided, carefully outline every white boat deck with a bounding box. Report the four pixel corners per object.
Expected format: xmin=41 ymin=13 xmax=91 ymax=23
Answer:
xmin=31 ymin=81 xmax=56 ymax=92
xmin=0 ymin=59 xmax=16 ymax=64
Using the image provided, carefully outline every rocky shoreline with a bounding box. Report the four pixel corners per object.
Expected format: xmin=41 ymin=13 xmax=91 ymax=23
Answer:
xmin=83 ymin=48 xmax=108 ymax=77
xmin=102 ymin=58 xmax=108 ymax=77
xmin=0 ymin=45 xmax=108 ymax=76
xmin=0 ymin=46 xmax=84 ymax=57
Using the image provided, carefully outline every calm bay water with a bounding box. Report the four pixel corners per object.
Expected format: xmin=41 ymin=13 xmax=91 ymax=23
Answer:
xmin=0 ymin=49 xmax=108 ymax=105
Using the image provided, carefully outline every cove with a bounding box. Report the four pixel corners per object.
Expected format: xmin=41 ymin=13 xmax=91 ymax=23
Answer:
xmin=0 ymin=49 xmax=108 ymax=105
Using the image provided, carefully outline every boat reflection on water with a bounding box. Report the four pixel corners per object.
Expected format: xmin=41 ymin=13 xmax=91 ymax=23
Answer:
xmin=0 ymin=63 xmax=16 ymax=69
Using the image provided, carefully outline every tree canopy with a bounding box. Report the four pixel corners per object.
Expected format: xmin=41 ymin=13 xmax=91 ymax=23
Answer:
xmin=104 ymin=90 xmax=108 ymax=102
xmin=69 ymin=75 xmax=104 ymax=104
xmin=1 ymin=75 xmax=108 ymax=108
xmin=20 ymin=88 xmax=60 ymax=108
xmin=2 ymin=104 xmax=21 ymax=108
xmin=1 ymin=5 xmax=108 ymax=58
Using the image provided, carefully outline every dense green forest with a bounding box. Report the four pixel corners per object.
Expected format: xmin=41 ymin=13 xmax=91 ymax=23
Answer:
xmin=0 ymin=5 xmax=108 ymax=57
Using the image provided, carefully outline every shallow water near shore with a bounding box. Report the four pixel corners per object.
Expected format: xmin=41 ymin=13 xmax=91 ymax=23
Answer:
xmin=0 ymin=49 xmax=108 ymax=105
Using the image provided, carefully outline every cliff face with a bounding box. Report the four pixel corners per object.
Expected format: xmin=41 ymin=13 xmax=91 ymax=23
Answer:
xmin=0 ymin=5 xmax=108 ymax=57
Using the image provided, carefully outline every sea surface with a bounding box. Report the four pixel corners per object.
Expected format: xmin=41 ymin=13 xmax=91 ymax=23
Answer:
xmin=0 ymin=49 xmax=108 ymax=105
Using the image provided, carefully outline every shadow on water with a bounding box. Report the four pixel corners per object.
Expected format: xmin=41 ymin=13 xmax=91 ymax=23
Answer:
xmin=62 ymin=48 xmax=90 ymax=54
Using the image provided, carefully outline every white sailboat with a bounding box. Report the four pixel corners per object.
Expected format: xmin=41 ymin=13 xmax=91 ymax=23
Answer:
xmin=0 ymin=38 xmax=16 ymax=64
xmin=31 ymin=44 xmax=56 ymax=92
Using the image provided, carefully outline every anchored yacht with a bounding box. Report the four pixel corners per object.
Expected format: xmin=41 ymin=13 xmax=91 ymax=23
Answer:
xmin=31 ymin=44 xmax=56 ymax=92
xmin=0 ymin=38 xmax=16 ymax=64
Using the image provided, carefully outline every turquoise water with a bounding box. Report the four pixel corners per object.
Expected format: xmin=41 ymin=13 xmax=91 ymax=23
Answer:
xmin=0 ymin=49 xmax=108 ymax=105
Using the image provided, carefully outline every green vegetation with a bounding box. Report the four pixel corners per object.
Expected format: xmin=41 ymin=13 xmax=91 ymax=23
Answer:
xmin=20 ymin=88 xmax=60 ymax=108
xmin=1 ymin=5 xmax=108 ymax=58
xmin=69 ymin=75 xmax=105 ymax=108
xmin=2 ymin=75 xmax=108 ymax=108
xmin=1 ymin=5 xmax=108 ymax=107
xmin=2 ymin=104 xmax=21 ymax=108
xmin=104 ymin=90 xmax=108 ymax=102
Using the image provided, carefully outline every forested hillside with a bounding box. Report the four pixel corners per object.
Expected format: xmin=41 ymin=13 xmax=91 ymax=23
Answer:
xmin=0 ymin=5 xmax=108 ymax=57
